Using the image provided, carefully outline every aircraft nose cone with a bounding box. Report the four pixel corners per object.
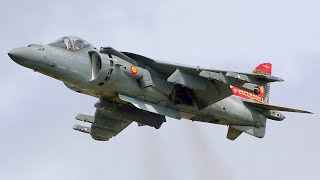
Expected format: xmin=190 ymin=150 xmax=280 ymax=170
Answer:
xmin=8 ymin=47 xmax=30 ymax=64
xmin=8 ymin=47 xmax=45 ymax=69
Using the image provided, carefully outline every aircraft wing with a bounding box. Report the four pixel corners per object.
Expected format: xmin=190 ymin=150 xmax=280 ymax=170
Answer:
xmin=73 ymin=106 xmax=132 ymax=141
xmin=121 ymin=52 xmax=284 ymax=84
xmin=122 ymin=52 xmax=283 ymax=109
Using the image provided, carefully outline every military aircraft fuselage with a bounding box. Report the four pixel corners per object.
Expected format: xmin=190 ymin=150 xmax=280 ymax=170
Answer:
xmin=10 ymin=36 xmax=309 ymax=141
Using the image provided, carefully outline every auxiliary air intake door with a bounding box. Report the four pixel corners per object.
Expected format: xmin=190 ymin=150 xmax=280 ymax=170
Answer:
xmin=90 ymin=52 xmax=102 ymax=80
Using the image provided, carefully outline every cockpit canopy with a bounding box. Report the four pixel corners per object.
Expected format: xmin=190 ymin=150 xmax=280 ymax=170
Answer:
xmin=48 ymin=36 xmax=95 ymax=51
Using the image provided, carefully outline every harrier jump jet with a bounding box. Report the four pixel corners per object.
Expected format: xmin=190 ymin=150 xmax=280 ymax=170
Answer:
xmin=8 ymin=36 xmax=312 ymax=141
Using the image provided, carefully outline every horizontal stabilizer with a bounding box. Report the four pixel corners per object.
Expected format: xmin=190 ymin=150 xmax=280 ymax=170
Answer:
xmin=244 ymin=100 xmax=313 ymax=114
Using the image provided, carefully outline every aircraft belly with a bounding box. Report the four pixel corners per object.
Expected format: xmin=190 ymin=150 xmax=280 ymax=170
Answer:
xmin=186 ymin=96 xmax=265 ymax=126
xmin=207 ymin=98 xmax=253 ymax=124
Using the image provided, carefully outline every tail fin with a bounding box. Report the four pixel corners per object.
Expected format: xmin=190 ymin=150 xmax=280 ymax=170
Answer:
xmin=252 ymin=63 xmax=272 ymax=75
xmin=252 ymin=63 xmax=272 ymax=103
xmin=231 ymin=62 xmax=272 ymax=104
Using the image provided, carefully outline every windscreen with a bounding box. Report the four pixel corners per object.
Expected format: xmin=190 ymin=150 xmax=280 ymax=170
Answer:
xmin=48 ymin=36 xmax=95 ymax=51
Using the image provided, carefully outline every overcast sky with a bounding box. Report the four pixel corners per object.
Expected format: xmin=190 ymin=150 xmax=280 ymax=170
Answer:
xmin=0 ymin=0 xmax=318 ymax=180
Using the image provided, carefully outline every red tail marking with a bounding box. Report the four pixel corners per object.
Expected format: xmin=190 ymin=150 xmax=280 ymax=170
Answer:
xmin=253 ymin=63 xmax=272 ymax=76
xmin=231 ymin=62 xmax=272 ymax=104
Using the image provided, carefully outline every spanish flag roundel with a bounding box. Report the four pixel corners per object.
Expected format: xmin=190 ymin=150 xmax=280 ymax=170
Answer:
xmin=131 ymin=66 xmax=138 ymax=75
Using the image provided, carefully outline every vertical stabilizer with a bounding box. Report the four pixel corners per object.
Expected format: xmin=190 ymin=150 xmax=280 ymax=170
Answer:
xmin=252 ymin=63 xmax=272 ymax=103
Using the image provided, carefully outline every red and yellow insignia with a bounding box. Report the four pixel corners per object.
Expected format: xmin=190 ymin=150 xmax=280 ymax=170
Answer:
xmin=131 ymin=66 xmax=138 ymax=75
xmin=231 ymin=85 xmax=267 ymax=104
